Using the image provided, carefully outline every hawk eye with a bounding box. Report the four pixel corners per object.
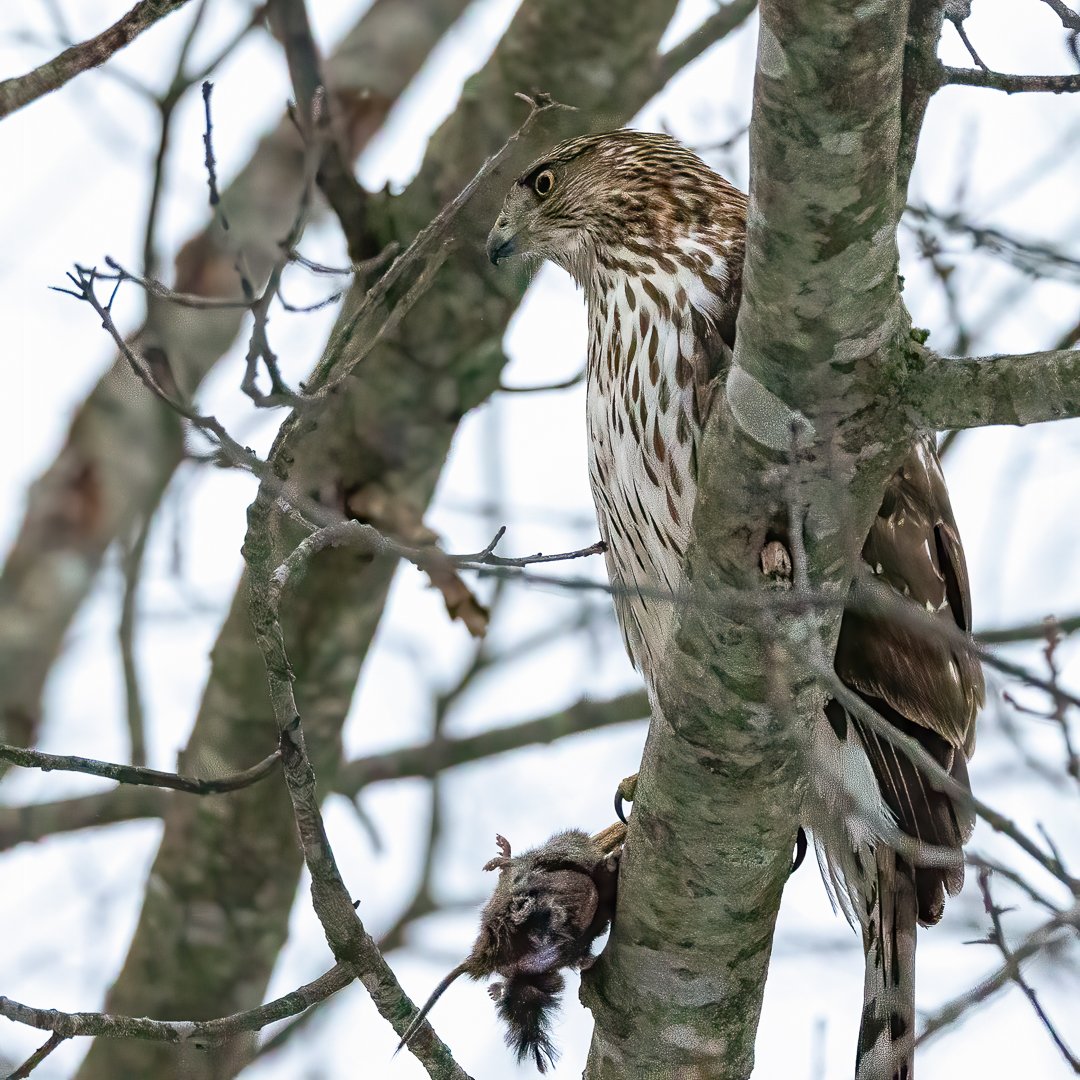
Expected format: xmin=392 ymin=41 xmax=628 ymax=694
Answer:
xmin=533 ymin=169 xmax=556 ymax=198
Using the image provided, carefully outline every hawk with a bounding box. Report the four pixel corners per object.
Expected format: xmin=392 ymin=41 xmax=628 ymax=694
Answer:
xmin=487 ymin=130 xmax=983 ymax=1079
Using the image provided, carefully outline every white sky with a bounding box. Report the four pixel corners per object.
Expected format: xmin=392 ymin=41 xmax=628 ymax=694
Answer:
xmin=1 ymin=1 xmax=1079 ymax=1078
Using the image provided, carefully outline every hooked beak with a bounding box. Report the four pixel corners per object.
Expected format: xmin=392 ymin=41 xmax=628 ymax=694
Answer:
xmin=486 ymin=217 xmax=517 ymax=265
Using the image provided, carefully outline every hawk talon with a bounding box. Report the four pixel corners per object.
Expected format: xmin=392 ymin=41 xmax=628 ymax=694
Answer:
xmin=614 ymin=773 xmax=637 ymax=824
xmin=791 ymin=827 xmax=808 ymax=875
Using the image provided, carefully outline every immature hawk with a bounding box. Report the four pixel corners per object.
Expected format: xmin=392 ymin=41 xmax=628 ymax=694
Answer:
xmin=487 ymin=130 xmax=983 ymax=1079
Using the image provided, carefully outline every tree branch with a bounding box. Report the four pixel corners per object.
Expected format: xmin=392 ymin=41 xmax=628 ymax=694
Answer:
xmin=1038 ymin=0 xmax=1080 ymax=31
xmin=267 ymin=0 xmax=372 ymax=262
xmin=915 ymin=903 xmax=1080 ymax=1047
xmin=0 ymin=743 xmax=281 ymax=795
xmin=0 ymin=692 xmax=645 ymax=853
xmin=979 ymin=614 xmax=1080 ymax=645
xmin=908 ymin=346 xmax=1080 ymax=430
xmin=7 ymin=1031 xmax=69 ymax=1079
xmin=975 ymin=870 xmax=1080 ymax=1070
xmin=940 ymin=64 xmax=1080 ymax=93
xmin=335 ymin=691 xmax=647 ymax=797
xmin=654 ymin=0 xmax=757 ymax=87
xmin=0 ymin=962 xmax=355 ymax=1047
xmin=247 ymin=514 xmax=471 ymax=1079
xmin=0 ymin=0 xmax=193 ymax=119
xmin=0 ymin=786 xmax=165 ymax=854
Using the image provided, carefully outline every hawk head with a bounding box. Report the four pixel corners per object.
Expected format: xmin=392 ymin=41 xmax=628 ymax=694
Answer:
xmin=485 ymin=129 xmax=746 ymax=287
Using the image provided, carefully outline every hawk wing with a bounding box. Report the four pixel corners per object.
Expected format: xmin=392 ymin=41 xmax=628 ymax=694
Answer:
xmin=834 ymin=434 xmax=984 ymax=923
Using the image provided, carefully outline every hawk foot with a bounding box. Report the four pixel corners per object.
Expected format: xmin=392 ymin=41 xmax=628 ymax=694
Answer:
xmin=791 ymin=826 xmax=808 ymax=875
xmin=591 ymin=820 xmax=627 ymax=857
xmin=614 ymin=773 xmax=637 ymax=824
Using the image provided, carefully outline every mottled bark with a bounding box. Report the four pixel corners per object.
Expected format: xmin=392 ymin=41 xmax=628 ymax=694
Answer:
xmin=582 ymin=1 xmax=1080 ymax=1073
xmin=583 ymin=2 xmax=919 ymax=1076
xmin=910 ymin=346 xmax=1080 ymax=430
xmin=74 ymin=2 xmax=755 ymax=1076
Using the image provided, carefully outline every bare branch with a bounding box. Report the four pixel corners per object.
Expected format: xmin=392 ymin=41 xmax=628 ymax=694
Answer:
xmin=199 ymin=79 xmax=225 ymax=215
xmin=967 ymin=854 xmax=1064 ymax=917
xmin=118 ymin=518 xmax=151 ymax=767
xmin=916 ymin=902 xmax=1080 ymax=1047
xmin=976 ymin=869 xmax=1080 ymax=1070
xmin=940 ymin=64 xmax=1080 ymax=93
xmin=453 ymin=526 xmax=606 ymax=569
xmin=303 ymin=93 xmax=571 ymax=402
xmin=335 ymin=691 xmax=648 ymax=798
xmin=0 ymin=743 xmax=281 ymax=795
xmin=268 ymin=0 xmax=372 ymax=262
xmin=908 ymin=345 xmax=1080 ymax=430
xmin=654 ymin=0 xmax=757 ymax=87
xmin=499 ymin=368 xmax=586 ymax=393
xmin=0 ymin=787 xmax=164 ymax=853
xmin=1038 ymin=0 xmax=1080 ymax=29
xmin=0 ymin=683 xmax=643 ymax=853
xmin=0 ymin=0 xmax=193 ymax=119
xmin=246 ymin=505 xmax=474 ymax=1077
xmin=905 ymin=202 xmax=1080 ymax=282
xmin=979 ymin=614 xmax=1080 ymax=644
xmin=0 ymin=963 xmax=354 ymax=1047
xmin=949 ymin=18 xmax=989 ymax=72
xmin=0 ymin=0 xmax=469 ymax=759
xmin=7 ymin=1031 xmax=69 ymax=1079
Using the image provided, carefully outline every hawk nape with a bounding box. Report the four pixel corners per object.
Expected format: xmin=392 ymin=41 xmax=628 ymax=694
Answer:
xmin=485 ymin=130 xmax=983 ymax=1079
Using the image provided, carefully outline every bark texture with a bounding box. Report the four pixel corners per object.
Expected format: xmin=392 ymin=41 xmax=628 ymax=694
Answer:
xmin=583 ymin=3 xmax=923 ymax=1076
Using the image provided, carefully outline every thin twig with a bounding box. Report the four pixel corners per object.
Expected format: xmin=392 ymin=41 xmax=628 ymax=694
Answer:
xmin=200 ymin=80 xmax=225 ymax=217
xmin=452 ymin=526 xmax=606 ymax=569
xmin=335 ymin=690 xmax=647 ymax=798
xmin=0 ymin=963 xmax=355 ymax=1047
xmin=940 ymin=64 xmax=1080 ymax=93
xmin=119 ymin=516 xmax=152 ymax=767
xmin=0 ymin=689 xmax=646 ymax=853
xmin=0 ymin=0 xmax=194 ymax=119
xmin=915 ymin=902 xmax=1080 ymax=1046
xmin=967 ymin=854 xmax=1064 ymax=916
xmin=0 ymin=743 xmax=281 ymax=795
xmin=949 ymin=18 xmax=989 ymax=71
xmin=906 ymin=203 xmax=1080 ymax=282
xmin=7 ymin=1031 xmax=69 ymax=1079
xmin=304 ymin=93 xmax=571 ymax=402
xmin=976 ymin=869 xmax=1080 ymax=1071
xmin=499 ymin=369 xmax=586 ymax=393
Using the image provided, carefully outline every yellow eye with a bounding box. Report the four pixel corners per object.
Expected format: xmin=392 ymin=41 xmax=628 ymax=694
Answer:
xmin=533 ymin=169 xmax=556 ymax=198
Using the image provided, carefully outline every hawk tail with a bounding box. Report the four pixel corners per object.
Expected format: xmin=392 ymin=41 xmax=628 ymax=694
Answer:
xmin=856 ymin=846 xmax=917 ymax=1080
